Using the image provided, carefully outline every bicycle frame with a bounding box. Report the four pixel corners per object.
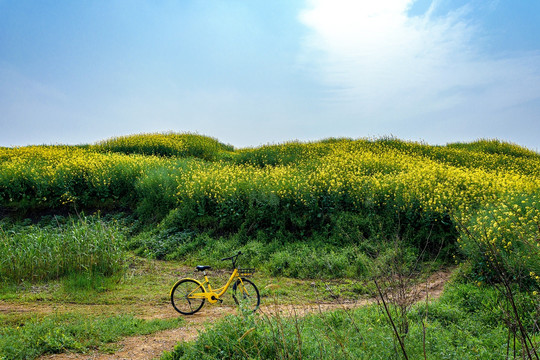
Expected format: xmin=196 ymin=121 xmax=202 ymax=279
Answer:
xmin=185 ymin=268 xmax=246 ymax=304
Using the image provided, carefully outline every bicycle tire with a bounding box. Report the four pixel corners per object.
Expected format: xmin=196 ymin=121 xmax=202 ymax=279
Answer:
xmin=171 ymin=279 xmax=206 ymax=315
xmin=232 ymin=278 xmax=260 ymax=312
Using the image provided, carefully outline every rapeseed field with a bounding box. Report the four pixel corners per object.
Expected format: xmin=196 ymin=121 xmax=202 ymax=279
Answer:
xmin=1 ymin=133 xmax=539 ymax=285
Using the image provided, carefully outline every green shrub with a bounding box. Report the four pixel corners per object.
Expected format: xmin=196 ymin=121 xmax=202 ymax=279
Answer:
xmin=93 ymin=132 xmax=234 ymax=160
xmin=447 ymin=139 xmax=540 ymax=159
xmin=134 ymin=161 xmax=190 ymax=223
xmin=456 ymin=193 xmax=540 ymax=291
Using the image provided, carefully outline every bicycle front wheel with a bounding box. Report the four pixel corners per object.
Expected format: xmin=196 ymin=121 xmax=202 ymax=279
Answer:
xmin=233 ymin=278 xmax=260 ymax=312
xmin=171 ymin=279 xmax=206 ymax=315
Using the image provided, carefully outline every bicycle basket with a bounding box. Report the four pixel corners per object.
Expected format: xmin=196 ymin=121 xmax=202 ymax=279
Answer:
xmin=238 ymin=268 xmax=255 ymax=277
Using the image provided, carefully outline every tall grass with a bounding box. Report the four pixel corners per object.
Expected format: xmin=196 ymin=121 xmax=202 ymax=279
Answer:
xmin=0 ymin=216 xmax=126 ymax=283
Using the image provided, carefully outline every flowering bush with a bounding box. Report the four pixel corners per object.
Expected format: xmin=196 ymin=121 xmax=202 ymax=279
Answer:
xmin=0 ymin=145 xmax=164 ymax=211
xmin=456 ymin=193 xmax=540 ymax=291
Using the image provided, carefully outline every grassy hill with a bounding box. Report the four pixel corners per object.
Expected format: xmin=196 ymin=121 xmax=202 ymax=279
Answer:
xmin=1 ymin=133 xmax=539 ymax=277
xmin=0 ymin=132 xmax=538 ymax=359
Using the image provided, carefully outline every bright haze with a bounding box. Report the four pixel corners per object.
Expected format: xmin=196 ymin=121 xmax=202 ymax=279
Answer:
xmin=1 ymin=0 xmax=540 ymax=150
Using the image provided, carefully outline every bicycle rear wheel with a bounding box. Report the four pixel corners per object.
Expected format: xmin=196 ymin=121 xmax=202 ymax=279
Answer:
xmin=171 ymin=279 xmax=206 ymax=315
xmin=233 ymin=278 xmax=260 ymax=312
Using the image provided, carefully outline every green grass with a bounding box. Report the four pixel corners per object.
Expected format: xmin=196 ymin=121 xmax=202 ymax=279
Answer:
xmin=0 ymin=313 xmax=183 ymax=360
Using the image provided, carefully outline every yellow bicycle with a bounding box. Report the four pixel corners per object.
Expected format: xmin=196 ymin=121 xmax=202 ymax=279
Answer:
xmin=170 ymin=251 xmax=260 ymax=315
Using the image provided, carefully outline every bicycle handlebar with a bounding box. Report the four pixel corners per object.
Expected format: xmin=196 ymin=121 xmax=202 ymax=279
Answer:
xmin=220 ymin=251 xmax=242 ymax=262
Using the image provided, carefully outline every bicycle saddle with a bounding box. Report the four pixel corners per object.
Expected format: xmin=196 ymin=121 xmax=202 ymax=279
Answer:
xmin=196 ymin=265 xmax=211 ymax=272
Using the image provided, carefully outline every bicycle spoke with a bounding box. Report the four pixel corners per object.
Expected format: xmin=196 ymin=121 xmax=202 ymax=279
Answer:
xmin=171 ymin=279 xmax=205 ymax=315
xmin=233 ymin=278 xmax=260 ymax=312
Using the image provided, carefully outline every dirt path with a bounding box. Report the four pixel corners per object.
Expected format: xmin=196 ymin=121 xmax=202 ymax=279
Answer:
xmin=7 ymin=269 xmax=452 ymax=360
xmin=38 ymin=306 xmax=230 ymax=360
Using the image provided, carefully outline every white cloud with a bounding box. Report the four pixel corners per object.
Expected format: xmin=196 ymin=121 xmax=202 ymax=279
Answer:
xmin=298 ymin=0 xmax=540 ymax=146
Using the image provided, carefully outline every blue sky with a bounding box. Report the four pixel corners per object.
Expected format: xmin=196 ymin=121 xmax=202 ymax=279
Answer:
xmin=1 ymin=0 xmax=540 ymax=150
